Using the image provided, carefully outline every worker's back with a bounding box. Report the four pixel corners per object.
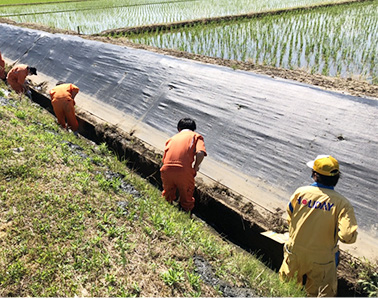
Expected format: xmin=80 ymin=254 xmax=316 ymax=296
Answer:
xmin=287 ymin=185 xmax=357 ymax=253
xmin=50 ymin=83 xmax=79 ymax=102
xmin=7 ymin=64 xmax=28 ymax=82
xmin=162 ymin=130 xmax=205 ymax=169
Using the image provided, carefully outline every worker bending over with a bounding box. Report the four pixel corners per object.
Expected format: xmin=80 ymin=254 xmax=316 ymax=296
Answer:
xmin=7 ymin=64 xmax=37 ymax=96
xmin=279 ymin=155 xmax=358 ymax=297
xmin=49 ymin=81 xmax=79 ymax=133
xmin=0 ymin=51 xmax=6 ymax=81
xmin=160 ymin=118 xmax=207 ymax=213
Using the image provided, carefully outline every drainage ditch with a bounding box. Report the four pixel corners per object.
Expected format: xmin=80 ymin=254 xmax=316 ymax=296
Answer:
xmin=30 ymin=89 xmax=365 ymax=297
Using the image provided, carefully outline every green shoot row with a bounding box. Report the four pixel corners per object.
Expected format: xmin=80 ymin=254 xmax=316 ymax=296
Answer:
xmin=0 ymin=0 xmax=352 ymax=34
xmin=127 ymin=1 xmax=377 ymax=84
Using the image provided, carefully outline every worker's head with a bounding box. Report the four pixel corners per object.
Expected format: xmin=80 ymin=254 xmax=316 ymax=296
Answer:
xmin=28 ymin=66 xmax=37 ymax=76
xmin=307 ymin=155 xmax=340 ymax=186
xmin=177 ymin=118 xmax=196 ymax=132
xmin=56 ymin=81 xmax=65 ymax=86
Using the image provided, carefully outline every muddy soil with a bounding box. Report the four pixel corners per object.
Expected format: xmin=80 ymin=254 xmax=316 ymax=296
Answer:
xmin=194 ymin=255 xmax=257 ymax=297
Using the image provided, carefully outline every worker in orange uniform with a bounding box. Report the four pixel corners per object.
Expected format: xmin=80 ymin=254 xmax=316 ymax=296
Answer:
xmin=279 ymin=155 xmax=358 ymax=297
xmin=6 ymin=64 xmax=37 ymax=95
xmin=160 ymin=118 xmax=207 ymax=213
xmin=49 ymin=81 xmax=80 ymax=134
xmin=0 ymin=51 xmax=6 ymax=81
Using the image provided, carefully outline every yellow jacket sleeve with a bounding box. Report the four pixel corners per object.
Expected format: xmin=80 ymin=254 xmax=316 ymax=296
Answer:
xmin=338 ymin=205 xmax=358 ymax=244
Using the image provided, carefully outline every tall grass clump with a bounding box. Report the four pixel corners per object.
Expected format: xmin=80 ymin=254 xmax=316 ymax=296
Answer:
xmin=128 ymin=1 xmax=377 ymax=84
xmin=0 ymin=83 xmax=305 ymax=296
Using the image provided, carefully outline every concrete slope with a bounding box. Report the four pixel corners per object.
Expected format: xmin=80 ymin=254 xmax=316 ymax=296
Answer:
xmin=1 ymin=23 xmax=377 ymax=260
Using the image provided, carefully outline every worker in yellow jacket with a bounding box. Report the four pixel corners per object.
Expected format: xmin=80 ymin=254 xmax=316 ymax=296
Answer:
xmin=279 ymin=155 xmax=358 ymax=297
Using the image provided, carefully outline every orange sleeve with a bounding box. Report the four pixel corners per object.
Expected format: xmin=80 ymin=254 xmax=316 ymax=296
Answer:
xmin=70 ymin=84 xmax=79 ymax=98
xmin=162 ymin=138 xmax=171 ymax=164
xmin=50 ymin=86 xmax=58 ymax=101
xmin=195 ymin=133 xmax=207 ymax=156
xmin=0 ymin=54 xmax=5 ymax=79
xmin=0 ymin=53 xmax=4 ymax=69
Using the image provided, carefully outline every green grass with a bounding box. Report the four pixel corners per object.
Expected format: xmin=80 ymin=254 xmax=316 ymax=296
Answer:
xmin=0 ymin=82 xmax=305 ymax=296
xmin=357 ymin=261 xmax=378 ymax=297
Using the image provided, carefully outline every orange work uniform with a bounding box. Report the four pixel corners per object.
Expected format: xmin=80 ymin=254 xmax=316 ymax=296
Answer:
xmin=6 ymin=64 xmax=29 ymax=93
xmin=0 ymin=52 xmax=5 ymax=80
xmin=160 ymin=129 xmax=207 ymax=211
xmin=49 ymin=83 xmax=79 ymax=131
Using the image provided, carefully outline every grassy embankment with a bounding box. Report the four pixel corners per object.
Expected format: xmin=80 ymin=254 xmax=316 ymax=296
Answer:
xmin=0 ymin=81 xmax=305 ymax=296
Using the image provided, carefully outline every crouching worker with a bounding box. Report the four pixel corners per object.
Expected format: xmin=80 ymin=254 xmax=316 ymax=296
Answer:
xmin=7 ymin=64 xmax=37 ymax=97
xmin=49 ymin=81 xmax=79 ymax=134
xmin=0 ymin=51 xmax=6 ymax=82
xmin=160 ymin=118 xmax=207 ymax=213
xmin=279 ymin=155 xmax=358 ymax=297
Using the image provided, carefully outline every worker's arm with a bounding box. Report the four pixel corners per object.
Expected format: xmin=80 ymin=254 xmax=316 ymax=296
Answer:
xmin=286 ymin=192 xmax=298 ymax=226
xmin=70 ymin=84 xmax=80 ymax=104
xmin=338 ymin=205 xmax=358 ymax=244
xmin=18 ymin=75 xmax=27 ymax=85
xmin=193 ymin=151 xmax=205 ymax=172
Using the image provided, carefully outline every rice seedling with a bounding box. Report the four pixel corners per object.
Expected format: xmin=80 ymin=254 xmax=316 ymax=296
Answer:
xmin=0 ymin=0 xmax=353 ymax=34
xmin=128 ymin=1 xmax=377 ymax=83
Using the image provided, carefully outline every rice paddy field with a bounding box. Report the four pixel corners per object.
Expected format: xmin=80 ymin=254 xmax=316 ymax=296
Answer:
xmin=0 ymin=0 xmax=355 ymax=34
xmin=127 ymin=1 xmax=378 ymax=83
xmin=0 ymin=0 xmax=377 ymax=83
